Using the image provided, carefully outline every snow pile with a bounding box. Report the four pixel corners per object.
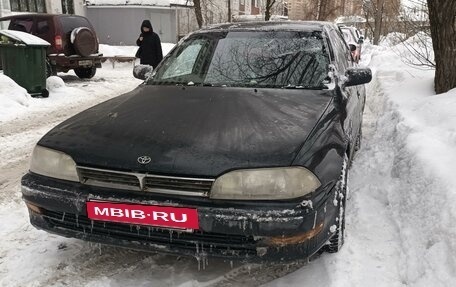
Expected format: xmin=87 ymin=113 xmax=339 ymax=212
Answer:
xmin=401 ymin=31 xmax=432 ymax=47
xmin=363 ymin=49 xmax=456 ymax=286
xmin=99 ymin=44 xmax=138 ymax=57
xmin=0 ymin=74 xmax=31 ymax=121
xmin=46 ymin=76 xmax=66 ymax=92
xmin=379 ymin=32 xmax=407 ymax=47
xmin=381 ymin=32 xmax=435 ymax=68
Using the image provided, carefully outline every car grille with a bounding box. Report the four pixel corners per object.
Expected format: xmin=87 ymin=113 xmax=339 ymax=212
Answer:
xmin=77 ymin=166 xmax=214 ymax=197
xmin=42 ymin=209 xmax=258 ymax=257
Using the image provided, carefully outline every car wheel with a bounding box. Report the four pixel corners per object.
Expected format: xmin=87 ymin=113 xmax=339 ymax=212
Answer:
xmin=74 ymin=67 xmax=96 ymax=79
xmin=326 ymin=154 xmax=349 ymax=253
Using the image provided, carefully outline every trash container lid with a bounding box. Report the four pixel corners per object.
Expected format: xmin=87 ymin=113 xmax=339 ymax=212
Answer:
xmin=0 ymin=30 xmax=50 ymax=46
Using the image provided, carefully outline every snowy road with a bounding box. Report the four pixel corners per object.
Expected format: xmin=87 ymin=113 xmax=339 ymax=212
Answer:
xmin=1 ymin=45 xmax=455 ymax=287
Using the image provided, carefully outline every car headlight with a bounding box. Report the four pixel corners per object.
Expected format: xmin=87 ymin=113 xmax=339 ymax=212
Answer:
xmin=210 ymin=167 xmax=321 ymax=200
xmin=30 ymin=145 xmax=79 ymax=182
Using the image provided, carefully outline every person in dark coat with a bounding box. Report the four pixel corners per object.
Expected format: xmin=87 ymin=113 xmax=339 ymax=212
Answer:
xmin=136 ymin=20 xmax=163 ymax=69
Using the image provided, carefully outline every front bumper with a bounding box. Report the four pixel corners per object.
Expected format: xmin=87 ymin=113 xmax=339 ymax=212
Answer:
xmin=21 ymin=173 xmax=338 ymax=262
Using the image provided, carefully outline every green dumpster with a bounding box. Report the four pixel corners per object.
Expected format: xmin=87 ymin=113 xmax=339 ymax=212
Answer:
xmin=0 ymin=30 xmax=50 ymax=97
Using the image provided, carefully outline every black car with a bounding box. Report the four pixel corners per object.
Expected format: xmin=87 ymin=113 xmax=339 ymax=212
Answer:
xmin=22 ymin=21 xmax=371 ymax=262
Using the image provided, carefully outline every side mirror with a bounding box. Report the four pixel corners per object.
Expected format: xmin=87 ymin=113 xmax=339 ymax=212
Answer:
xmin=344 ymin=67 xmax=372 ymax=87
xmin=349 ymin=44 xmax=357 ymax=52
xmin=358 ymin=35 xmax=365 ymax=44
xmin=133 ymin=64 xmax=153 ymax=80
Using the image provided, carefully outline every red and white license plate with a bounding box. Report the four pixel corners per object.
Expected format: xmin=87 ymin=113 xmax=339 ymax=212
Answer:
xmin=86 ymin=201 xmax=199 ymax=230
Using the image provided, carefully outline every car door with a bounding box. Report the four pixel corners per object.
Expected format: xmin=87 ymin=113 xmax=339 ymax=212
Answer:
xmin=328 ymin=28 xmax=362 ymax=152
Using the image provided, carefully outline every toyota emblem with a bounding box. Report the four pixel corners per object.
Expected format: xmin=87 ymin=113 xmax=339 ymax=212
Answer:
xmin=137 ymin=156 xmax=152 ymax=165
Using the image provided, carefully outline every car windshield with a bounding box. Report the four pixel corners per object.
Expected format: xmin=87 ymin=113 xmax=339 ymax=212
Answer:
xmin=148 ymin=31 xmax=330 ymax=89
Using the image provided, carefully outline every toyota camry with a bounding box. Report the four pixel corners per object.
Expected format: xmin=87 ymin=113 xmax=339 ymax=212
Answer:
xmin=21 ymin=21 xmax=371 ymax=262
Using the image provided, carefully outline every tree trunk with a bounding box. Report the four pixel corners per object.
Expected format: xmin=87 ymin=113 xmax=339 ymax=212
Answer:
xmin=193 ymin=0 xmax=204 ymax=28
xmin=265 ymin=0 xmax=275 ymax=21
xmin=427 ymin=0 xmax=456 ymax=93
xmin=373 ymin=0 xmax=385 ymax=45
xmin=318 ymin=0 xmax=328 ymax=20
xmin=228 ymin=0 xmax=231 ymax=22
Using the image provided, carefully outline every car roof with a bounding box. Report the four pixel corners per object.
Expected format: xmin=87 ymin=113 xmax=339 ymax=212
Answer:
xmin=196 ymin=21 xmax=337 ymax=34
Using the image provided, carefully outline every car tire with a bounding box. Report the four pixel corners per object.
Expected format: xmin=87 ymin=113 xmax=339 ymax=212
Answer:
xmin=74 ymin=67 xmax=96 ymax=79
xmin=326 ymin=154 xmax=349 ymax=253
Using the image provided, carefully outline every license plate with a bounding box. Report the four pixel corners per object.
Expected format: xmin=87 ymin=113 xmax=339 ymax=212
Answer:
xmin=86 ymin=201 xmax=199 ymax=230
xmin=78 ymin=60 xmax=93 ymax=66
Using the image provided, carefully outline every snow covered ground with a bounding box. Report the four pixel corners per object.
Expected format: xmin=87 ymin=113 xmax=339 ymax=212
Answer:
xmin=1 ymin=40 xmax=455 ymax=286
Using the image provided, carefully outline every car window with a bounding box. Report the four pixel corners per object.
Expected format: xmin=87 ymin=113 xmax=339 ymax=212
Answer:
xmin=36 ymin=19 xmax=50 ymax=36
xmin=329 ymin=29 xmax=352 ymax=70
xmin=151 ymin=31 xmax=330 ymax=89
xmin=9 ymin=18 xmax=34 ymax=33
xmin=59 ymin=16 xmax=91 ymax=34
xmin=34 ymin=19 xmax=53 ymax=45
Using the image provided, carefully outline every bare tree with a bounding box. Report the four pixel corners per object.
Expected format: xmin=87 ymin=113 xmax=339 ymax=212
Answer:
xmin=363 ymin=0 xmax=400 ymax=45
xmin=292 ymin=0 xmax=344 ymax=21
xmin=228 ymin=0 xmax=231 ymax=22
xmin=427 ymin=0 xmax=456 ymax=93
xmin=193 ymin=0 xmax=204 ymax=28
xmin=389 ymin=0 xmax=434 ymax=69
xmin=265 ymin=0 xmax=277 ymax=21
xmin=318 ymin=0 xmax=344 ymax=20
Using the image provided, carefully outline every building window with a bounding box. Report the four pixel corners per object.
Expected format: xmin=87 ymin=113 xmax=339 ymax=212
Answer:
xmin=62 ymin=0 xmax=75 ymax=14
xmin=10 ymin=0 xmax=46 ymax=13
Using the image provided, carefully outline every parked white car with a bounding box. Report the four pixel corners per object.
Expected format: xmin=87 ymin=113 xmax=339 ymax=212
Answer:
xmin=340 ymin=26 xmax=364 ymax=63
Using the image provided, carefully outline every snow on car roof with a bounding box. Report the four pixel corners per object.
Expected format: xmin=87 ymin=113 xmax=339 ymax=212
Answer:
xmin=0 ymin=30 xmax=50 ymax=46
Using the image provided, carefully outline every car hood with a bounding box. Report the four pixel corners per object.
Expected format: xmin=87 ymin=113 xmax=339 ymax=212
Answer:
xmin=39 ymin=85 xmax=333 ymax=177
